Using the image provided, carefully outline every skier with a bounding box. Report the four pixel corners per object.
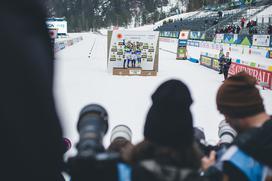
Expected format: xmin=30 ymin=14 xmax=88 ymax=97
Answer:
xmin=222 ymin=52 xmax=232 ymax=80
xmin=123 ymin=42 xmax=132 ymax=68
xmin=131 ymin=51 xmax=137 ymax=68
xmin=135 ymin=45 xmax=142 ymax=67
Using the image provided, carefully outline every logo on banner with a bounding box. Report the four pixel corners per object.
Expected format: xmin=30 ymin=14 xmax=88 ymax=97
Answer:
xmin=117 ymin=33 xmax=123 ymax=39
xmin=253 ymin=35 xmax=270 ymax=47
xmin=229 ymin=63 xmax=272 ymax=90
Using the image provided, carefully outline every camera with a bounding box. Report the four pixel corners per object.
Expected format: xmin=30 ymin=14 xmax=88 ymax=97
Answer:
xmin=110 ymin=124 xmax=132 ymax=143
xmin=195 ymin=120 xmax=237 ymax=158
xmin=67 ymin=104 xmax=121 ymax=181
xmin=218 ymin=120 xmax=237 ymax=147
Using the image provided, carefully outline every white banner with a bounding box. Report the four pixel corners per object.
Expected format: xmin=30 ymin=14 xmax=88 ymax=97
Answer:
xmin=252 ymin=35 xmax=270 ymax=47
xmin=46 ymin=21 xmax=68 ymax=34
xmin=214 ymin=34 xmax=224 ymax=43
xmin=179 ymin=30 xmax=190 ymax=40
xmin=108 ymin=31 xmax=159 ymax=73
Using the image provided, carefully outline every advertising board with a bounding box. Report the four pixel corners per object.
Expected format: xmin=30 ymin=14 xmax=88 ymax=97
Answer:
xmin=108 ymin=31 xmax=159 ymax=73
xmin=229 ymin=62 xmax=272 ymax=89
xmin=46 ymin=21 xmax=68 ymax=34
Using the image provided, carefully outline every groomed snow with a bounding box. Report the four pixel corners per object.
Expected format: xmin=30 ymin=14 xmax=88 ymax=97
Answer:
xmin=54 ymin=32 xmax=272 ymax=156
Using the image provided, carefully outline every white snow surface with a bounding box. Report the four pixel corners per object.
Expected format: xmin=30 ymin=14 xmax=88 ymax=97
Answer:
xmin=54 ymin=32 xmax=272 ymax=156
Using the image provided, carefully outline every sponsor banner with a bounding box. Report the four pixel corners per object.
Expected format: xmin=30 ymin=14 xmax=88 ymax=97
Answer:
xmin=252 ymin=35 xmax=271 ymax=47
xmin=179 ymin=31 xmax=190 ymax=40
xmin=54 ymin=36 xmax=83 ymax=52
xmin=108 ymin=31 xmax=159 ymax=73
xmin=187 ymin=40 xmax=200 ymax=47
xmin=223 ymin=34 xmax=252 ymax=46
xmin=200 ymin=55 xmax=213 ymax=68
xmin=176 ymin=47 xmax=187 ymax=60
xmin=212 ymin=59 xmax=220 ymax=71
xmin=159 ymin=31 xmax=179 ymax=39
xmin=215 ymin=34 xmax=224 ymax=43
xmin=178 ymin=40 xmax=187 ymax=47
xmin=268 ymin=50 xmax=272 ymax=59
xmin=229 ymin=62 xmax=272 ymax=89
xmin=67 ymin=40 xmax=73 ymax=46
xmin=200 ymin=55 xmax=220 ymax=71
xmin=189 ymin=31 xmax=205 ymax=40
xmin=46 ymin=20 xmax=68 ymax=34
xmin=159 ymin=37 xmax=178 ymax=43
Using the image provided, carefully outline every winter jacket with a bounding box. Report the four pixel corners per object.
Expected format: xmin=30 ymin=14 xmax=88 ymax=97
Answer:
xmin=0 ymin=1 xmax=64 ymax=181
xmin=222 ymin=119 xmax=272 ymax=181
xmin=132 ymin=160 xmax=207 ymax=181
xmin=223 ymin=58 xmax=232 ymax=70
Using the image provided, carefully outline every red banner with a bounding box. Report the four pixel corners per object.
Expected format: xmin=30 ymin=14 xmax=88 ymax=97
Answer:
xmin=229 ymin=63 xmax=272 ymax=90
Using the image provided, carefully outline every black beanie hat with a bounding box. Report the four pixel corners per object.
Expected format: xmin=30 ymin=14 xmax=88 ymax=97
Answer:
xmin=216 ymin=72 xmax=265 ymax=118
xmin=144 ymin=79 xmax=194 ymax=149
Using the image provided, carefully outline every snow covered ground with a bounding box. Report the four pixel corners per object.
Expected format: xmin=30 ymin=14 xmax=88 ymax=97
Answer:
xmin=54 ymin=32 xmax=272 ymax=157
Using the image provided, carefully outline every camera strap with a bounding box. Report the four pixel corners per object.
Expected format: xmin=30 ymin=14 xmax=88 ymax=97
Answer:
xmin=117 ymin=163 xmax=132 ymax=181
xmin=221 ymin=145 xmax=270 ymax=181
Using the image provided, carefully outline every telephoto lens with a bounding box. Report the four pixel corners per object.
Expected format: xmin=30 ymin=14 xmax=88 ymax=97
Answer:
xmin=68 ymin=104 xmax=122 ymax=181
xmin=218 ymin=120 xmax=237 ymax=145
xmin=110 ymin=125 xmax=132 ymax=143
xmin=76 ymin=104 xmax=109 ymax=157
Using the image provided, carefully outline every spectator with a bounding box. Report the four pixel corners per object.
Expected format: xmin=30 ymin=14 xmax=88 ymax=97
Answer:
xmin=246 ymin=21 xmax=251 ymax=28
xmin=236 ymin=25 xmax=241 ymax=34
xmin=268 ymin=25 xmax=272 ymax=34
xmin=218 ymin=11 xmax=223 ymax=18
xmin=216 ymin=72 xmax=272 ymax=181
xmin=129 ymin=80 xmax=207 ymax=181
xmin=222 ymin=52 xmax=232 ymax=80
xmin=218 ymin=48 xmax=225 ymax=74
xmin=0 ymin=1 xmax=65 ymax=181
xmin=241 ymin=17 xmax=246 ymax=28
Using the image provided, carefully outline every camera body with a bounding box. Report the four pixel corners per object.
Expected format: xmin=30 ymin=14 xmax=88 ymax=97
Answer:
xmin=196 ymin=120 xmax=237 ymax=158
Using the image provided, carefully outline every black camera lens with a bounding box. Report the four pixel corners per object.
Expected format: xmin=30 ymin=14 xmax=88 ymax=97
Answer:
xmin=77 ymin=104 xmax=109 ymax=157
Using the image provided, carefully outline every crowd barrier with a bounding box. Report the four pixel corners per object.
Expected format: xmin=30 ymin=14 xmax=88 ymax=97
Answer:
xmin=54 ymin=36 xmax=83 ymax=52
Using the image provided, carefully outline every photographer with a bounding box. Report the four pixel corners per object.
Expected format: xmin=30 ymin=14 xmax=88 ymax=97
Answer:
xmin=67 ymin=104 xmax=133 ymax=181
xmin=127 ymin=80 xmax=207 ymax=181
xmin=203 ymin=72 xmax=272 ymax=181
xmin=222 ymin=52 xmax=232 ymax=80
xmin=1 ymin=1 xmax=65 ymax=181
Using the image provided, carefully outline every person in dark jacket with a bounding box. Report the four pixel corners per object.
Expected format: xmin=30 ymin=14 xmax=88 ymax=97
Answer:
xmin=267 ymin=25 xmax=272 ymax=34
xmin=0 ymin=1 xmax=65 ymax=181
xmin=222 ymin=52 xmax=232 ymax=80
xmin=216 ymin=72 xmax=272 ymax=181
xmin=128 ymin=80 xmax=207 ymax=181
xmin=218 ymin=48 xmax=225 ymax=74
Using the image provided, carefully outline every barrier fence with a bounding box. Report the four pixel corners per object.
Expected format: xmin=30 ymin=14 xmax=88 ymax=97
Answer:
xmin=54 ymin=36 xmax=83 ymax=52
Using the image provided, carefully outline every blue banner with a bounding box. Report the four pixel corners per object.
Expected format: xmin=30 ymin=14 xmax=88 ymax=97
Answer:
xmin=178 ymin=40 xmax=187 ymax=47
xmin=187 ymin=40 xmax=200 ymax=47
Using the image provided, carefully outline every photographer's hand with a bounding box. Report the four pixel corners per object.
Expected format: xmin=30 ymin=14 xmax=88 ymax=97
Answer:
xmin=201 ymin=150 xmax=216 ymax=171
